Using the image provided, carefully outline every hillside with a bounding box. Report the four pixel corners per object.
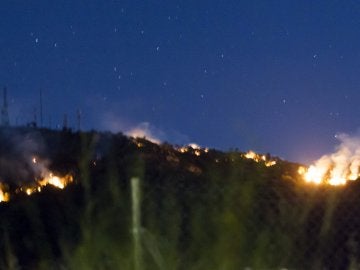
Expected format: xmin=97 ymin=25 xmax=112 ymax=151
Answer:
xmin=0 ymin=127 xmax=358 ymax=269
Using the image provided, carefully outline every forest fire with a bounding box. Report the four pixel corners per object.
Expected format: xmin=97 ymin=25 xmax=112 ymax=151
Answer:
xmin=14 ymin=173 xmax=74 ymax=197
xmin=37 ymin=173 xmax=73 ymax=190
xmin=0 ymin=155 xmax=74 ymax=202
xmin=0 ymin=183 xmax=10 ymax=202
xmin=176 ymin=144 xmax=209 ymax=156
xmin=298 ymin=163 xmax=357 ymax=186
xmin=298 ymin=134 xmax=360 ymax=186
xmin=244 ymin=150 xmax=277 ymax=167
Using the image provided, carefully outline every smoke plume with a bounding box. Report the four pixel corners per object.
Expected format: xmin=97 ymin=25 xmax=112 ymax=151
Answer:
xmin=304 ymin=133 xmax=360 ymax=185
xmin=125 ymin=122 xmax=165 ymax=144
xmin=0 ymin=130 xmax=49 ymax=184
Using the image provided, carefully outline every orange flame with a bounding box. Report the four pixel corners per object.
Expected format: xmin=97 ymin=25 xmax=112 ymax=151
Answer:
xmin=176 ymin=144 xmax=208 ymax=156
xmin=1 ymin=173 xmax=73 ymax=203
xmin=299 ymin=134 xmax=360 ymax=186
xmin=37 ymin=173 xmax=73 ymax=190
xmin=244 ymin=150 xmax=277 ymax=167
xmin=0 ymin=184 xmax=10 ymax=202
xmin=299 ymin=163 xmax=355 ymax=186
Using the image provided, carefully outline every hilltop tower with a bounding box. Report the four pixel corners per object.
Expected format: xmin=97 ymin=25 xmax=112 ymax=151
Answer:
xmin=77 ymin=109 xmax=81 ymax=131
xmin=63 ymin=113 xmax=68 ymax=130
xmin=1 ymin=87 xmax=10 ymax=126
xmin=39 ymin=89 xmax=43 ymax=127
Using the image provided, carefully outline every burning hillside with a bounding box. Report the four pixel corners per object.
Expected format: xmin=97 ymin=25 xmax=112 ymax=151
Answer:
xmin=0 ymin=127 xmax=359 ymax=269
xmin=0 ymin=128 xmax=76 ymax=203
xmin=0 ymin=126 xmax=358 ymax=206
xmin=243 ymin=150 xmax=277 ymax=167
xmin=297 ymin=134 xmax=360 ymax=186
xmin=0 ymin=155 xmax=73 ymax=202
xmin=0 ymin=126 xmax=356 ymax=207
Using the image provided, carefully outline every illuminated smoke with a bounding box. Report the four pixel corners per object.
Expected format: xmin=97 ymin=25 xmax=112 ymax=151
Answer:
xmin=0 ymin=131 xmax=74 ymax=201
xmin=125 ymin=122 xmax=163 ymax=144
xmin=102 ymin=115 xmax=163 ymax=144
xmin=301 ymin=133 xmax=360 ymax=185
xmin=30 ymin=155 xmax=50 ymax=179
xmin=188 ymin=143 xmax=201 ymax=149
xmin=0 ymin=131 xmax=48 ymax=184
xmin=102 ymin=112 xmax=190 ymax=145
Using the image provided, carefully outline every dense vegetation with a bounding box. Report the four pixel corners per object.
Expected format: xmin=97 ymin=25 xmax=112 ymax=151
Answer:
xmin=0 ymin=127 xmax=359 ymax=269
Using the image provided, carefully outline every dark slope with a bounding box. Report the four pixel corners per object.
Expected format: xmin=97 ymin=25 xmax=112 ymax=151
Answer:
xmin=0 ymin=127 xmax=358 ymax=269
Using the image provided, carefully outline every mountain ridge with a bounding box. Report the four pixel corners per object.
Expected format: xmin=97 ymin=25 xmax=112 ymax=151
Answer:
xmin=0 ymin=126 xmax=357 ymax=269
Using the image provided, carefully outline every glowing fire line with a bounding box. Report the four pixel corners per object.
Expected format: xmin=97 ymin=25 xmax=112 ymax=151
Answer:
xmin=244 ymin=150 xmax=277 ymax=167
xmin=298 ymin=164 xmax=358 ymax=186
xmin=20 ymin=173 xmax=74 ymax=196
xmin=0 ymin=155 xmax=74 ymax=202
xmin=298 ymin=133 xmax=360 ymax=186
xmin=0 ymin=183 xmax=10 ymax=202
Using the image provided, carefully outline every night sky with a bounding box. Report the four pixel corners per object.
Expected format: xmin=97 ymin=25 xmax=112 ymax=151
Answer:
xmin=2 ymin=1 xmax=360 ymax=163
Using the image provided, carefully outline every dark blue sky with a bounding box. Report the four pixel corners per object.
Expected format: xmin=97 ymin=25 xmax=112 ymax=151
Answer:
xmin=2 ymin=1 xmax=360 ymax=163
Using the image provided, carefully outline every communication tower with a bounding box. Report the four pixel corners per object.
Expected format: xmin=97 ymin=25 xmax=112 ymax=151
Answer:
xmin=1 ymin=87 xmax=10 ymax=126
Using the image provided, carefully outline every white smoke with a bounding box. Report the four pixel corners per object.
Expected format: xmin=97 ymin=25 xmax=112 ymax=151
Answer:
xmin=0 ymin=130 xmax=51 ymax=184
xmin=101 ymin=113 xmax=162 ymax=143
xmin=305 ymin=133 xmax=360 ymax=184
xmin=331 ymin=133 xmax=360 ymax=180
xmin=101 ymin=112 xmax=191 ymax=146
xmin=13 ymin=132 xmax=52 ymax=180
xmin=30 ymin=157 xmax=51 ymax=179
xmin=125 ymin=122 xmax=163 ymax=144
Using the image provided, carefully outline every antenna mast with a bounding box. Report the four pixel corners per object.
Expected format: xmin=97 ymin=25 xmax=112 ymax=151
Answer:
xmin=63 ymin=113 xmax=68 ymax=130
xmin=77 ymin=109 xmax=81 ymax=131
xmin=1 ymin=87 xmax=10 ymax=126
xmin=40 ymin=89 xmax=43 ymax=127
xmin=33 ymin=107 xmax=37 ymax=127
